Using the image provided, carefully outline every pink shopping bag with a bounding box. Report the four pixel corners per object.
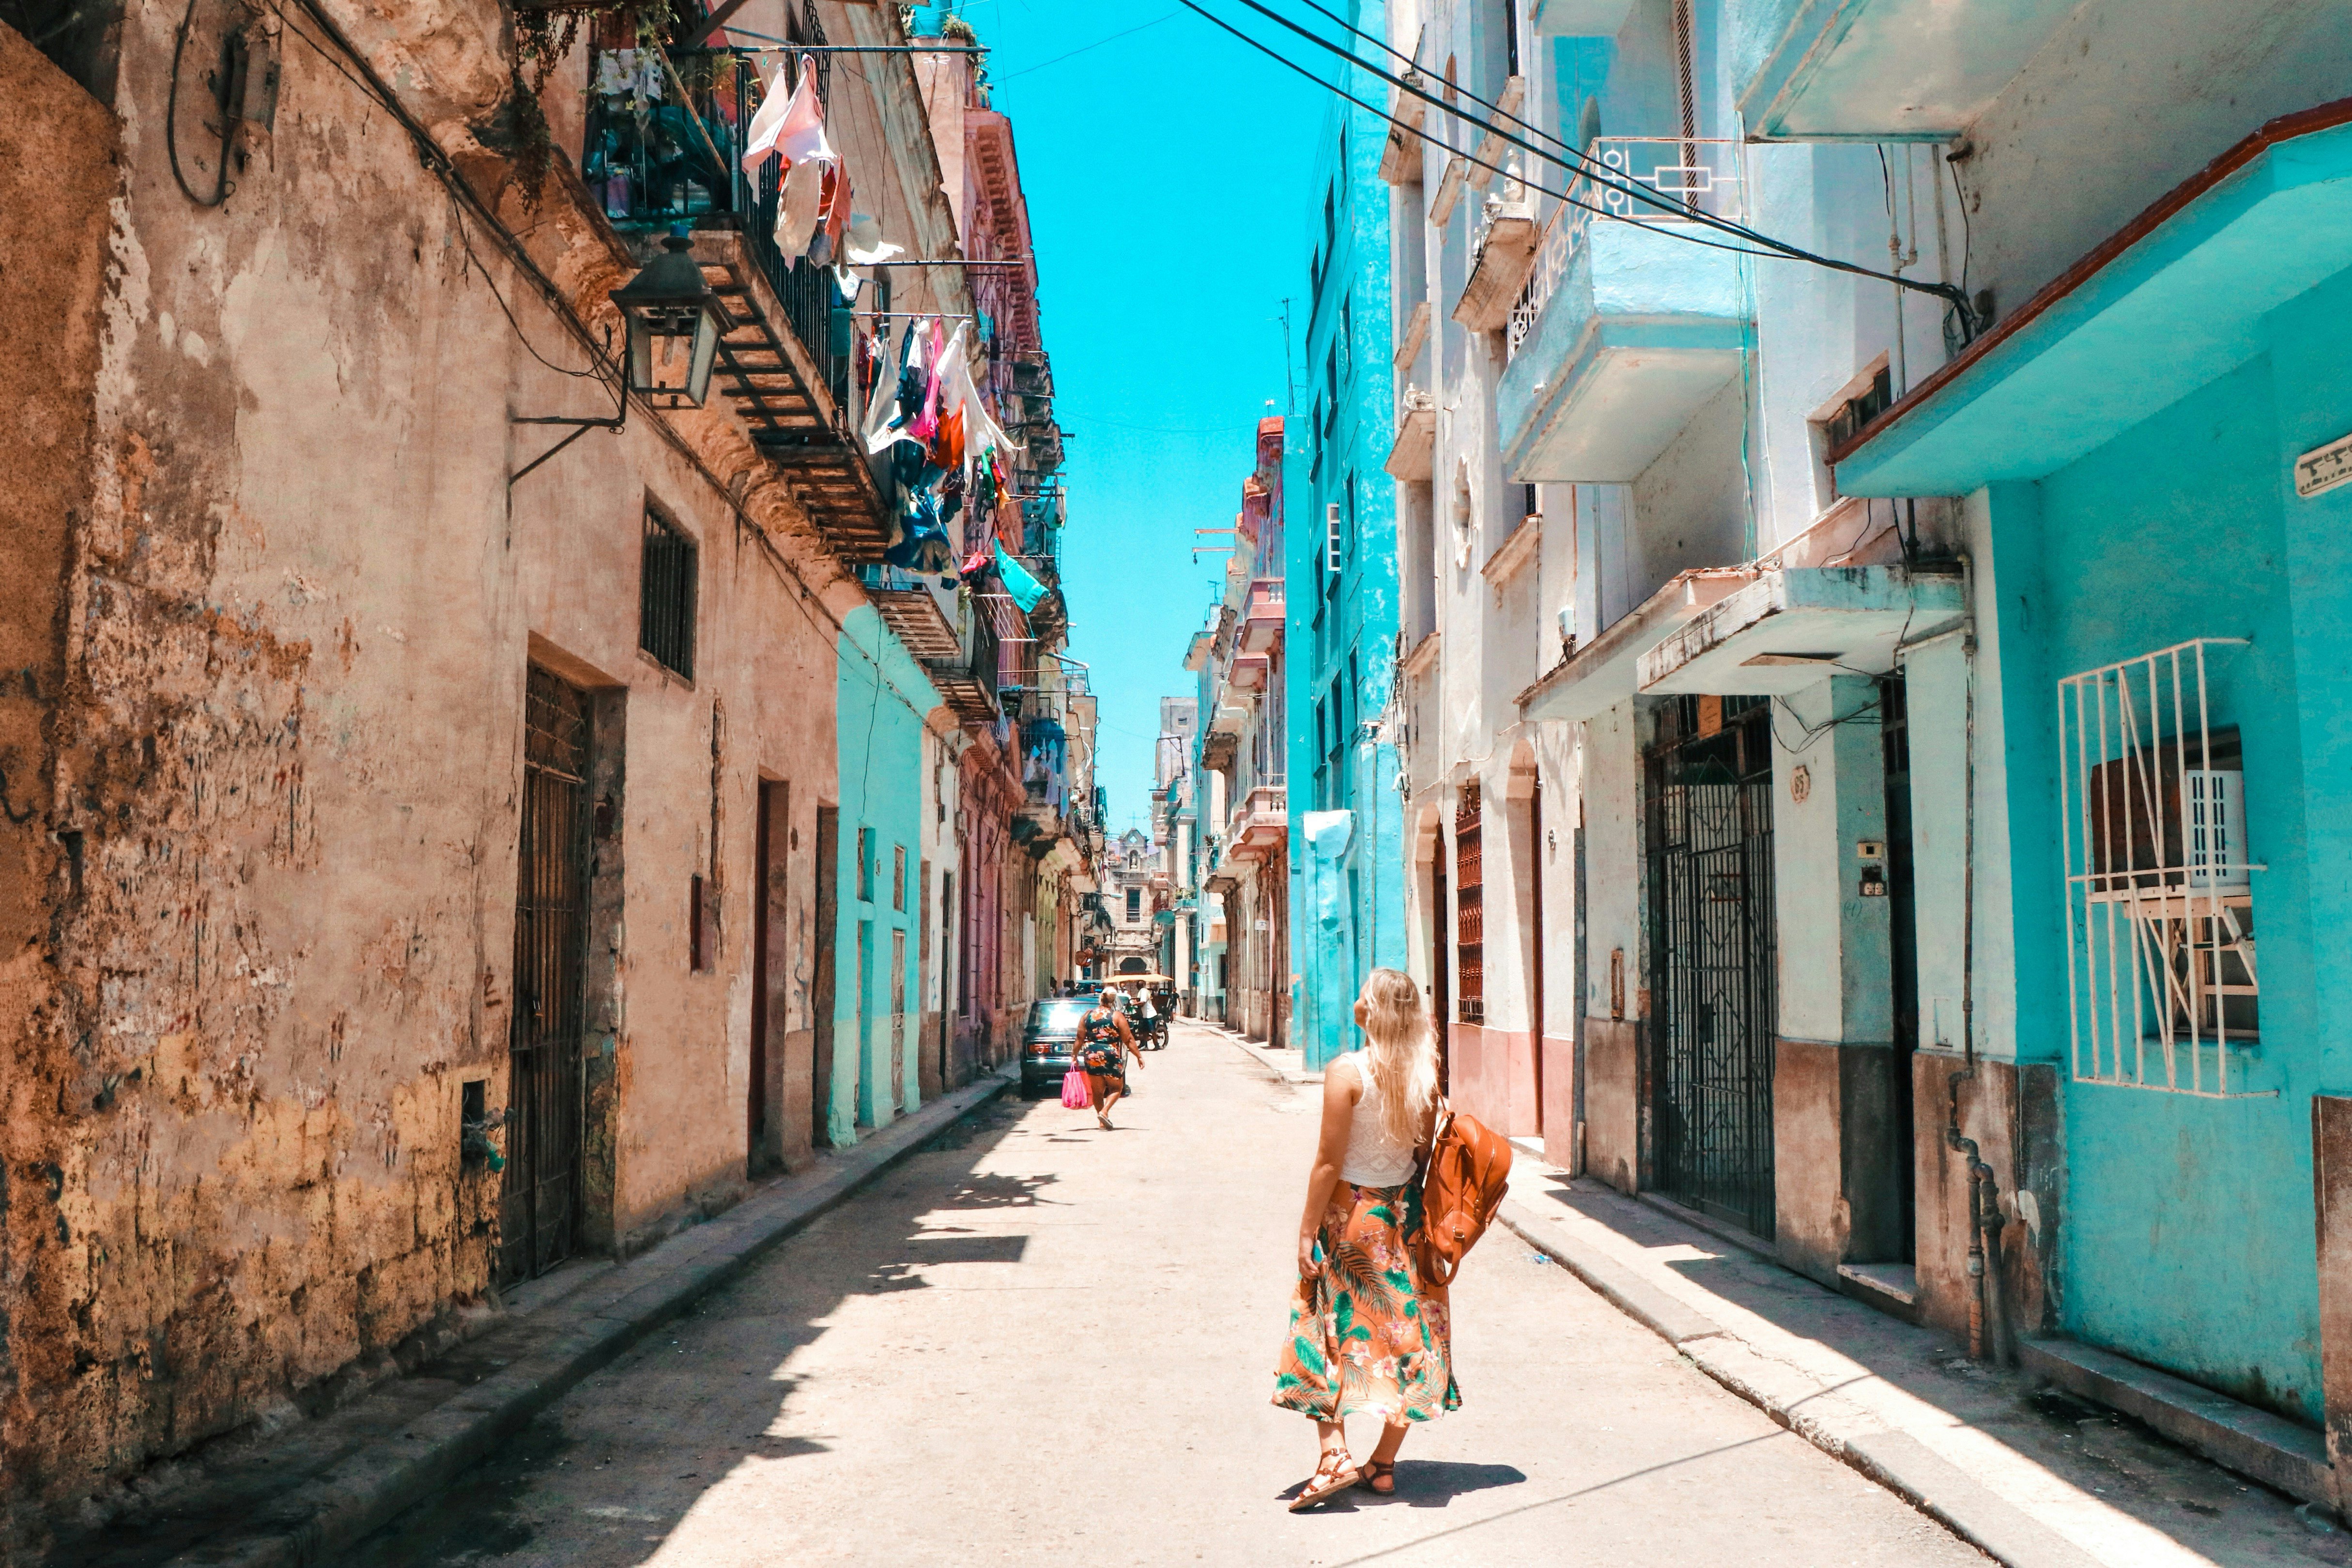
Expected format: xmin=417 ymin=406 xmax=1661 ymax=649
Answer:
xmin=1061 ymin=1067 xmax=1091 ymax=1109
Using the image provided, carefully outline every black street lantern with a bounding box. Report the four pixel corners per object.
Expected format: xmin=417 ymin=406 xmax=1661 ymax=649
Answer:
xmin=612 ymin=224 xmax=723 ymax=408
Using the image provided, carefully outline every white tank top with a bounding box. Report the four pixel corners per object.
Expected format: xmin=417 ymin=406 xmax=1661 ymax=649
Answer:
xmin=1336 ymin=1052 xmax=1420 ymax=1186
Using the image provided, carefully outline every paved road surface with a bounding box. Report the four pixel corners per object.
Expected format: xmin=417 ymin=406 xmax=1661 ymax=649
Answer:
xmin=352 ymin=1020 xmax=1984 ymax=1567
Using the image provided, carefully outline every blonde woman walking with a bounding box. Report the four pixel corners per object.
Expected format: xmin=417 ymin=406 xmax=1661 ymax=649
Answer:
xmin=1272 ymin=968 xmax=1457 ymax=1510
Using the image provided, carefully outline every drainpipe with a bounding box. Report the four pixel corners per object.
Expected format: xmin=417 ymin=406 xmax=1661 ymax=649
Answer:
xmin=1939 ymin=555 xmax=2001 ymax=1360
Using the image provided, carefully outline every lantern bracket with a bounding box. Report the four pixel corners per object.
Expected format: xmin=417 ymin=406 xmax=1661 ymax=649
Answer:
xmin=508 ymin=412 xmax=626 ymax=488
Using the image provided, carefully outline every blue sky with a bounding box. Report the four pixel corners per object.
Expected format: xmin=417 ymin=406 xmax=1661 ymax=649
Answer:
xmin=968 ymin=1 xmax=1337 ymax=837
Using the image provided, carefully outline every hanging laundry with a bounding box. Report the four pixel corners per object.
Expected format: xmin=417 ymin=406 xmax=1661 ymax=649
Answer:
xmin=937 ymin=341 xmax=1018 ymax=459
xmin=929 ymin=403 xmax=966 ymax=472
xmin=593 ymin=49 xmax=665 ymax=103
xmin=811 ymin=166 xmax=854 ymax=269
xmin=843 ymin=213 xmax=905 ymax=278
xmin=861 ymin=322 xmax=901 ymax=455
xmin=994 ymin=541 xmax=1047 ymax=615
xmin=908 ymin=320 xmax=952 ymax=444
xmin=876 ymin=319 xmax=921 ymax=441
xmin=774 ymin=157 xmax=826 ymax=264
xmin=740 ymin=55 xmax=831 ymax=172
xmin=938 ymin=465 xmax=965 ymax=530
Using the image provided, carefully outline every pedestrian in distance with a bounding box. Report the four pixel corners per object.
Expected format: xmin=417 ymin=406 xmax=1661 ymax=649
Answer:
xmin=1273 ymin=967 xmax=1457 ymax=1511
xmin=1139 ymin=985 xmax=1160 ymax=1049
xmin=1075 ymin=987 xmax=1144 ymax=1130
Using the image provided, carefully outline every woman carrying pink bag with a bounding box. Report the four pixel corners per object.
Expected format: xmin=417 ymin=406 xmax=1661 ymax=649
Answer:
xmin=1070 ymin=987 xmax=1144 ymax=1129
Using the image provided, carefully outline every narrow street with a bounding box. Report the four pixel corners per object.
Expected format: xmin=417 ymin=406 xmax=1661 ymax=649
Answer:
xmin=352 ymin=1022 xmax=1982 ymax=1567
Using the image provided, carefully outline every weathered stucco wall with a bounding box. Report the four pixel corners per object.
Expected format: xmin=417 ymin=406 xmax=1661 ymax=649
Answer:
xmin=0 ymin=20 xmax=122 ymax=1546
xmin=0 ymin=0 xmax=879 ymax=1547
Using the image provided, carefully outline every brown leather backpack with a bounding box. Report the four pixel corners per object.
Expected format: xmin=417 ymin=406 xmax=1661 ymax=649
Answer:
xmin=1410 ymin=1098 xmax=1514 ymax=1287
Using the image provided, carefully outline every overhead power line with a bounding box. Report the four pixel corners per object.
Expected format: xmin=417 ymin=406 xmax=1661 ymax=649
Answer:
xmin=1184 ymin=0 xmax=1981 ymax=337
xmin=1178 ymin=0 xmax=1778 ymax=264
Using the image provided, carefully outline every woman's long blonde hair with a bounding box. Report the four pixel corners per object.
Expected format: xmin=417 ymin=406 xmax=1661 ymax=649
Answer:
xmin=1356 ymin=967 xmax=1439 ymax=1148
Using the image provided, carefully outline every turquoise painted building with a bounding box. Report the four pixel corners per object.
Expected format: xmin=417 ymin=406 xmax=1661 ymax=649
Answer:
xmin=825 ymin=606 xmax=942 ymax=1145
xmin=1840 ymin=109 xmax=2352 ymax=1429
xmin=1286 ymin=34 xmax=1405 ymax=1073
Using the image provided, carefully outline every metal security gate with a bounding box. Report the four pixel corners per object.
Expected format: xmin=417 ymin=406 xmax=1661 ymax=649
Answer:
xmin=501 ymin=667 xmax=591 ymax=1285
xmin=1645 ymin=694 xmax=1777 ymax=1238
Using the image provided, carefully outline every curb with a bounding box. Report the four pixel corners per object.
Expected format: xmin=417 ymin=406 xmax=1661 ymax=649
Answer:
xmin=132 ymin=1069 xmax=1015 ymax=1568
xmin=1217 ymin=1029 xmax=1322 ymax=1086
xmin=1495 ymin=1200 xmax=1725 ymax=1346
xmin=1501 ymin=1191 xmax=2104 ymax=1568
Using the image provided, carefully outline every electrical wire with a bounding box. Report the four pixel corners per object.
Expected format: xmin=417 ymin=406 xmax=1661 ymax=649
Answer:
xmin=1190 ymin=0 xmax=1980 ymax=333
xmin=1182 ymin=0 xmax=1777 ymax=267
xmin=274 ymin=0 xmax=950 ymax=734
xmin=995 ymin=12 xmax=1181 ymax=82
xmin=1947 ymin=149 xmax=1974 ymax=301
xmin=168 ymin=0 xmax=234 ymax=206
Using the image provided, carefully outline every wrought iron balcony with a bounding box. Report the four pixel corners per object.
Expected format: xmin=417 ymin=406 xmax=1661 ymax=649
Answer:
xmin=585 ymin=46 xmax=899 ymax=561
xmin=928 ymin=594 xmax=1003 ymax=726
xmin=861 ymin=564 xmax=962 ymax=662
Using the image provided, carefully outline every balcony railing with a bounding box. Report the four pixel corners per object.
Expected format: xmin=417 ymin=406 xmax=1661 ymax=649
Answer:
xmin=1227 ymin=783 xmax=1289 ymax=860
xmin=584 ymin=47 xmax=757 ymax=233
xmin=1506 ymin=138 xmax=1747 ymax=361
xmin=585 ymin=44 xmax=903 ymax=559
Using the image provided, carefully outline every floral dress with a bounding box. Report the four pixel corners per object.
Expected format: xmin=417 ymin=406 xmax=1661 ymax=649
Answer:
xmin=1272 ymin=1179 xmax=1460 ymax=1424
xmin=1076 ymin=1008 xmax=1125 ymax=1084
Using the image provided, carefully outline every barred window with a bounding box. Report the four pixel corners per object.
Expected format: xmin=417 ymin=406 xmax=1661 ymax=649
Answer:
xmin=639 ymin=506 xmax=698 ymax=678
xmin=1455 ymin=781 xmax=1484 ymax=1023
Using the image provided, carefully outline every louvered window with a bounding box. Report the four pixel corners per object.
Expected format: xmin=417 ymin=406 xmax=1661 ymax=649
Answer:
xmin=1455 ymin=781 xmax=1484 ymax=1023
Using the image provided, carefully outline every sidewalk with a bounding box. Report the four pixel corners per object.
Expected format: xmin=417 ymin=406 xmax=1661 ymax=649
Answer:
xmin=1499 ymin=1154 xmax=2347 ymax=1568
xmin=1195 ymin=1016 xmax=1320 ymax=1086
xmin=69 ymin=1068 xmax=1015 ymax=1568
xmin=1214 ymin=1028 xmax=2341 ymax=1566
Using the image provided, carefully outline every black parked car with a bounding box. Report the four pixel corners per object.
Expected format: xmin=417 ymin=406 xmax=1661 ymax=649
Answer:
xmin=1018 ymin=997 xmax=1097 ymax=1097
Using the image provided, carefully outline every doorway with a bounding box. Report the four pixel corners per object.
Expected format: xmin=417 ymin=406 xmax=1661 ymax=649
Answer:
xmin=751 ymin=781 xmax=787 ymax=1172
xmin=855 ymin=919 xmax=875 ymax=1128
xmin=1529 ymin=768 xmax=1544 ymax=1135
xmin=890 ymin=926 xmax=908 ymax=1115
xmin=1431 ymin=855 xmax=1450 ymax=1097
xmin=811 ymin=806 xmax=839 ymax=1147
xmin=1881 ymin=676 xmax=1919 ymax=1261
xmin=1645 ymin=694 xmax=1778 ymax=1239
xmin=502 ymin=666 xmax=592 ymax=1286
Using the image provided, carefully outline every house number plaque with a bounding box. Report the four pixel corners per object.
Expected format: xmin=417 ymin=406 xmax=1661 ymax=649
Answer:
xmin=2296 ymin=430 xmax=2352 ymax=499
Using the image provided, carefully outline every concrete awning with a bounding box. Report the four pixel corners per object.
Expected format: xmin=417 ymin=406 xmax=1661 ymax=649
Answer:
xmin=1517 ymin=568 xmax=1751 ymax=723
xmin=1385 ymin=402 xmax=1436 ymax=482
xmin=1837 ymin=105 xmax=2352 ymax=496
xmin=1736 ymin=0 xmax=2081 ymax=140
xmin=1637 ymin=566 xmax=1964 ymax=697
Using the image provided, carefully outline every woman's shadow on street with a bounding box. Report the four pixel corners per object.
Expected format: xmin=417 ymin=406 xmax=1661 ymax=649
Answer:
xmin=1279 ymin=1460 xmax=1527 ymax=1510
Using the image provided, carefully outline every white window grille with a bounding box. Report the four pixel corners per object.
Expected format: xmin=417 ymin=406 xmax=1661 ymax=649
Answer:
xmin=1326 ymin=502 xmax=1343 ymax=574
xmin=2058 ymin=638 xmax=2269 ymax=1097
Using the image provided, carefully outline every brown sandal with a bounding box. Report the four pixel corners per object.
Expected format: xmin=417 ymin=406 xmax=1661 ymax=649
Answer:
xmin=1289 ymin=1450 xmax=1359 ymax=1511
xmin=1361 ymin=1458 xmax=1396 ymax=1495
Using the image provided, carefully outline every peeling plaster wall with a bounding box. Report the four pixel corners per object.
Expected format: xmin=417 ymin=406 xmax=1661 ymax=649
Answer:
xmin=0 ymin=0 xmax=862 ymax=1545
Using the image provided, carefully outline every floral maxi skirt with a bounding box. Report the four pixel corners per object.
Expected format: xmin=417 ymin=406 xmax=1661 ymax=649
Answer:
xmin=1271 ymin=1180 xmax=1460 ymax=1424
